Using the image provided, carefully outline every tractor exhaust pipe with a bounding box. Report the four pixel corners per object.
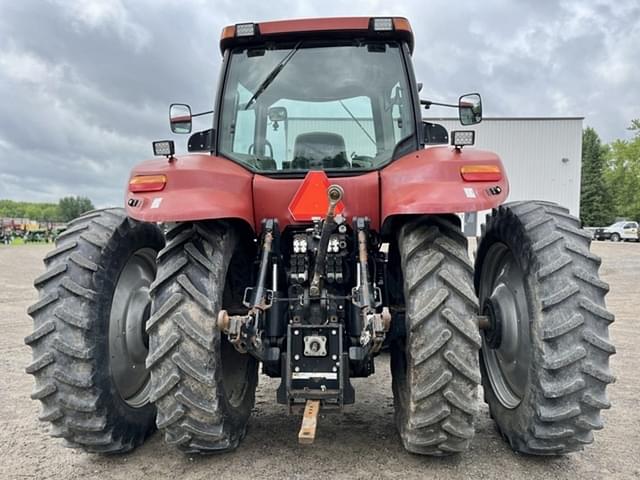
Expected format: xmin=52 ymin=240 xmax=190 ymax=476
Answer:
xmin=309 ymin=185 xmax=343 ymax=297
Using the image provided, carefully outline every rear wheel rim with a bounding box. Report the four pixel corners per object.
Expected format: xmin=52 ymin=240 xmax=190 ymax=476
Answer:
xmin=109 ymin=248 xmax=157 ymax=408
xmin=479 ymin=243 xmax=531 ymax=409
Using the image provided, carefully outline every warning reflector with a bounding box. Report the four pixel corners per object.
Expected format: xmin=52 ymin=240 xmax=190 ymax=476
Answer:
xmin=288 ymin=171 xmax=344 ymax=222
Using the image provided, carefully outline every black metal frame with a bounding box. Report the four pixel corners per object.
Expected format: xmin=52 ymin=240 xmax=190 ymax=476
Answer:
xmin=219 ymin=209 xmax=391 ymax=409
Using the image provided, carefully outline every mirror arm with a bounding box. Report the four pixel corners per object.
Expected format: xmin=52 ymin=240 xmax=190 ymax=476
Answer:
xmin=192 ymin=110 xmax=214 ymax=118
xmin=420 ymin=99 xmax=458 ymax=109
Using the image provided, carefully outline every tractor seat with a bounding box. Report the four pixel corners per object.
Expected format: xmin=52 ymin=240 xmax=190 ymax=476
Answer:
xmin=291 ymin=132 xmax=350 ymax=169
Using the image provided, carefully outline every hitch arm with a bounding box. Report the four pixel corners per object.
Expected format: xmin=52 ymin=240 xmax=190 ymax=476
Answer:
xmin=352 ymin=219 xmax=391 ymax=351
xmin=218 ymin=220 xmax=277 ymax=357
xmin=251 ymin=230 xmax=273 ymax=309
xmin=309 ymin=184 xmax=344 ymax=297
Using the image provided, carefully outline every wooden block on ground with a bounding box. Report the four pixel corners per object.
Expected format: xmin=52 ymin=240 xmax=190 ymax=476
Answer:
xmin=298 ymin=400 xmax=320 ymax=445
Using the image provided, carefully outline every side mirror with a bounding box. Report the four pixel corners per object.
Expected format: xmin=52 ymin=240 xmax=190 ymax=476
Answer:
xmin=459 ymin=93 xmax=482 ymax=125
xmin=422 ymin=122 xmax=449 ymax=145
xmin=169 ymin=103 xmax=192 ymax=134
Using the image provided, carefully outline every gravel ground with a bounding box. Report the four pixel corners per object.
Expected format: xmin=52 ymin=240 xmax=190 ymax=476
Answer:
xmin=1 ymin=242 xmax=639 ymax=480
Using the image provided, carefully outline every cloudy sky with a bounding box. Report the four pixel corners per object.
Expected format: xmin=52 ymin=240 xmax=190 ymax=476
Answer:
xmin=0 ymin=0 xmax=638 ymax=206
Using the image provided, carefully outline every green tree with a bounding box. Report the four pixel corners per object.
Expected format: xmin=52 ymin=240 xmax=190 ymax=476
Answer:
xmin=605 ymin=121 xmax=640 ymax=221
xmin=580 ymin=127 xmax=613 ymax=226
xmin=0 ymin=200 xmax=61 ymax=221
xmin=58 ymin=196 xmax=95 ymax=222
xmin=41 ymin=205 xmax=61 ymax=222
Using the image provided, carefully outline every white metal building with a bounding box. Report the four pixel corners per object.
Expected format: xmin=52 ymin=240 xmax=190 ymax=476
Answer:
xmin=282 ymin=116 xmax=583 ymax=236
xmin=427 ymin=117 xmax=583 ymax=235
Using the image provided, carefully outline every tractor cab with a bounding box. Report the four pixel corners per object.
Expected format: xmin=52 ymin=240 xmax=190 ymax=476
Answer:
xmin=169 ymin=17 xmax=481 ymax=174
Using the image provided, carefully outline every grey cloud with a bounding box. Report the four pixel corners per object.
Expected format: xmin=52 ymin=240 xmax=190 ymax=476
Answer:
xmin=0 ymin=0 xmax=638 ymax=207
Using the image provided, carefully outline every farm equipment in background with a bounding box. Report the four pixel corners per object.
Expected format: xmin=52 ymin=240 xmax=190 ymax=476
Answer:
xmin=24 ymin=229 xmax=49 ymax=243
xmin=26 ymin=17 xmax=614 ymax=457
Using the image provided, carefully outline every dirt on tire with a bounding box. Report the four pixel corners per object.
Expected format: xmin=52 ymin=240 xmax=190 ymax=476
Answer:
xmin=475 ymin=202 xmax=615 ymax=455
xmin=25 ymin=209 xmax=164 ymax=454
xmin=391 ymin=216 xmax=480 ymax=455
xmin=147 ymin=221 xmax=258 ymax=453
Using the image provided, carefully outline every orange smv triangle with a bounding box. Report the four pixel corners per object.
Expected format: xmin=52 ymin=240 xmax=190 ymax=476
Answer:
xmin=288 ymin=171 xmax=345 ymax=222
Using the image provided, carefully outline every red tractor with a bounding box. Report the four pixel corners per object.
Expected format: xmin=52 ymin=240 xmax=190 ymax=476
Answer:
xmin=26 ymin=17 xmax=614 ymax=456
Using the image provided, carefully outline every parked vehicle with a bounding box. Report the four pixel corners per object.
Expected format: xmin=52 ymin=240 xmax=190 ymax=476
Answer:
xmin=26 ymin=17 xmax=615 ymax=458
xmin=593 ymin=221 xmax=639 ymax=242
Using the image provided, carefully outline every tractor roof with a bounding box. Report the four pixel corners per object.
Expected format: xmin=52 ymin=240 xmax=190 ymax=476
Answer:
xmin=220 ymin=17 xmax=414 ymax=54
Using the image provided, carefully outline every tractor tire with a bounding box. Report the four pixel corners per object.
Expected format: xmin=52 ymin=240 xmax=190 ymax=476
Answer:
xmin=147 ymin=221 xmax=258 ymax=454
xmin=391 ymin=216 xmax=481 ymax=455
xmin=475 ymin=201 xmax=615 ymax=455
xmin=26 ymin=208 xmax=165 ymax=453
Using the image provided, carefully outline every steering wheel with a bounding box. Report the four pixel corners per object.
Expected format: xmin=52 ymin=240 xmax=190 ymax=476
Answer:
xmin=248 ymin=140 xmax=274 ymax=158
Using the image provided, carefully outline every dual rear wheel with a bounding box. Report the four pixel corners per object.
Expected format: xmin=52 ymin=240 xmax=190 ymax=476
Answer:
xmin=26 ymin=210 xmax=257 ymax=454
xmin=391 ymin=202 xmax=614 ymax=456
xmin=27 ymin=202 xmax=614 ymax=456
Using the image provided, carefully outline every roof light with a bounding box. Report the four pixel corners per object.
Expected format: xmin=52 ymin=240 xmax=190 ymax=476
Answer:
xmin=129 ymin=175 xmax=167 ymax=193
xmin=152 ymin=140 xmax=175 ymax=157
xmin=372 ymin=18 xmax=394 ymax=31
xmin=451 ymin=130 xmax=475 ymax=148
xmin=460 ymin=165 xmax=502 ymax=182
xmin=235 ymin=23 xmax=256 ymax=37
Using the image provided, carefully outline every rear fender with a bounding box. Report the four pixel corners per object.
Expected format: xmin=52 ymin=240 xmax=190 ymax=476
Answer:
xmin=380 ymin=146 xmax=509 ymax=231
xmin=125 ymin=154 xmax=255 ymax=231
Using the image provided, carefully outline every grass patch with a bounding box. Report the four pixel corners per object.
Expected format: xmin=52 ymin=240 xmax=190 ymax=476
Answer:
xmin=0 ymin=238 xmax=52 ymax=246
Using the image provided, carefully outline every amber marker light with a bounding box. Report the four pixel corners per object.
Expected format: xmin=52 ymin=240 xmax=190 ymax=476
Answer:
xmin=393 ymin=18 xmax=413 ymax=33
xmin=129 ymin=174 xmax=167 ymax=193
xmin=460 ymin=165 xmax=502 ymax=182
xmin=221 ymin=25 xmax=235 ymax=41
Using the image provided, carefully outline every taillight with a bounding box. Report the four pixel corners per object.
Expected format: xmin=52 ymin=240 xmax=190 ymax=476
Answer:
xmin=129 ymin=174 xmax=167 ymax=193
xmin=460 ymin=165 xmax=502 ymax=182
